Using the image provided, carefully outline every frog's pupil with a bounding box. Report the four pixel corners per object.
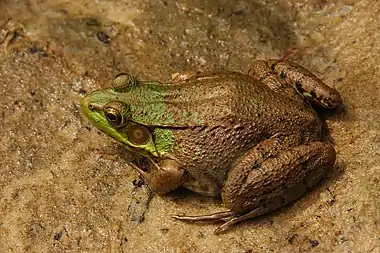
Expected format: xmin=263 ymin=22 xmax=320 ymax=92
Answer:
xmin=107 ymin=112 xmax=117 ymax=121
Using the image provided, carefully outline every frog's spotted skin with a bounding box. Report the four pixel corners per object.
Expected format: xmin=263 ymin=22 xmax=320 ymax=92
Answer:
xmin=249 ymin=60 xmax=342 ymax=108
xmin=80 ymin=60 xmax=341 ymax=234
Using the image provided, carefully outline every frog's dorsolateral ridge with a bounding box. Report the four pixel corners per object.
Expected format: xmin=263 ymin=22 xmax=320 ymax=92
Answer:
xmin=80 ymin=60 xmax=342 ymax=234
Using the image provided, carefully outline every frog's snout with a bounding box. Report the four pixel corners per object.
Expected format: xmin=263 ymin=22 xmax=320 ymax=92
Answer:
xmin=80 ymin=95 xmax=88 ymax=107
xmin=80 ymin=91 xmax=107 ymax=115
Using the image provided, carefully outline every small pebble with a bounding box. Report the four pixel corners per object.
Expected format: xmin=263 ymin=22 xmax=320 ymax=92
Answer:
xmin=97 ymin=31 xmax=110 ymax=44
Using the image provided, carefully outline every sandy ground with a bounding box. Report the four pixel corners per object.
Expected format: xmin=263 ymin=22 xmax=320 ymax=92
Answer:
xmin=0 ymin=0 xmax=379 ymax=252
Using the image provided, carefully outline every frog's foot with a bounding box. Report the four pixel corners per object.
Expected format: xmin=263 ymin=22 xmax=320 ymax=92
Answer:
xmin=174 ymin=209 xmax=272 ymax=234
xmin=173 ymin=210 xmax=246 ymax=234
xmin=173 ymin=210 xmax=236 ymax=222
xmin=248 ymin=59 xmax=342 ymax=108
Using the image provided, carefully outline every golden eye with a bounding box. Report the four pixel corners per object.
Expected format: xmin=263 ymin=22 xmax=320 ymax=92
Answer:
xmin=104 ymin=102 xmax=129 ymax=127
xmin=104 ymin=107 xmax=123 ymax=126
xmin=127 ymin=125 xmax=150 ymax=145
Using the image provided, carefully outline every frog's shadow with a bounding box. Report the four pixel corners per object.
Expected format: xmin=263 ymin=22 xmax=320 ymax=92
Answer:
xmin=165 ymin=187 xmax=222 ymax=204
xmin=314 ymin=102 xmax=347 ymax=126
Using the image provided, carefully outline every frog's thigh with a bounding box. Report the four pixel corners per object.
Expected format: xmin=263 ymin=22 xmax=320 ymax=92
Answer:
xmin=222 ymin=141 xmax=336 ymax=214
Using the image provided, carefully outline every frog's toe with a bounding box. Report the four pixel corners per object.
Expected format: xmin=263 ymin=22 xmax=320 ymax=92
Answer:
xmin=173 ymin=210 xmax=261 ymax=234
xmin=172 ymin=210 xmax=236 ymax=222
xmin=214 ymin=208 xmax=265 ymax=234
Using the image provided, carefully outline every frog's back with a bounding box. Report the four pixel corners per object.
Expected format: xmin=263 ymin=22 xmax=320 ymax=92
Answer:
xmin=156 ymin=72 xmax=278 ymax=127
xmin=164 ymin=72 xmax=316 ymax=129
xmin=131 ymin=71 xmax=311 ymax=128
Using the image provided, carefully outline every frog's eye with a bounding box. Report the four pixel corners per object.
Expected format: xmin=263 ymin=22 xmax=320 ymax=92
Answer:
xmin=105 ymin=107 xmax=123 ymax=125
xmin=104 ymin=101 xmax=130 ymax=127
xmin=112 ymin=73 xmax=138 ymax=92
xmin=126 ymin=125 xmax=150 ymax=145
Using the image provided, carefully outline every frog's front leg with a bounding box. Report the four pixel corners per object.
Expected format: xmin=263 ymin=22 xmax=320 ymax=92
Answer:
xmin=249 ymin=60 xmax=342 ymax=108
xmin=131 ymin=159 xmax=185 ymax=194
xmin=174 ymin=137 xmax=336 ymax=234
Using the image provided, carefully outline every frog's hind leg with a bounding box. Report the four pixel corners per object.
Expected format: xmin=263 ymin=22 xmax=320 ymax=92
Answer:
xmin=248 ymin=60 xmax=342 ymax=108
xmin=172 ymin=137 xmax=290 ymax=231
xmin=219 ymin=139 xmax=336 ymax=234
xmin=174 ymin=138 xmax=336 ymax=234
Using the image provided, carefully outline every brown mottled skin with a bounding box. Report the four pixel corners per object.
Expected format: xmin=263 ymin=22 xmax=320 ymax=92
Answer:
xmin=81 ymin=60 xmax=342 ymax=234
xmin=168 ymin=72 xmax=322 ymax=196
xmin=162 ymin=60 xmax=340 ymax=234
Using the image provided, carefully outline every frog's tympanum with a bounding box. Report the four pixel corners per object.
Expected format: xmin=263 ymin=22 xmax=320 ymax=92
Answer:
xmin=80 ymin=60 xmax=342 ymax=234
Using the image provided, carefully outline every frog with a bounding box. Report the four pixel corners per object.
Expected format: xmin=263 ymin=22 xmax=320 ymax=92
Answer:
xmin=80 ymin=59 xmax=342 ymax=234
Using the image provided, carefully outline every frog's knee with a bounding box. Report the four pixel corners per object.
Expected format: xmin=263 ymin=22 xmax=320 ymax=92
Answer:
xmin=248 ymin=60 xmax=272 ymax=80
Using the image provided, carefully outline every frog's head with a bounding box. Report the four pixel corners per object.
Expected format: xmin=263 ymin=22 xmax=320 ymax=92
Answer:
xmin=80 ymin=74 xmax=173 ymax=158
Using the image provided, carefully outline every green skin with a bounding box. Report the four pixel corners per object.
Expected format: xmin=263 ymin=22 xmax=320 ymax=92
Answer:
xmin=80 ymin=60 xmax=342 ymax=234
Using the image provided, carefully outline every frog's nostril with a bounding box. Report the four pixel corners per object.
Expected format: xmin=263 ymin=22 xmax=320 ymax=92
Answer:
xmin=89 ymin=103 xmax=94 ymax=110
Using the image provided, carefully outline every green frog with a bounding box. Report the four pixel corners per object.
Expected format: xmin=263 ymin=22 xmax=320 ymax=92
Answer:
xmin=80 ymin=60 xmax=342 ymax=234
